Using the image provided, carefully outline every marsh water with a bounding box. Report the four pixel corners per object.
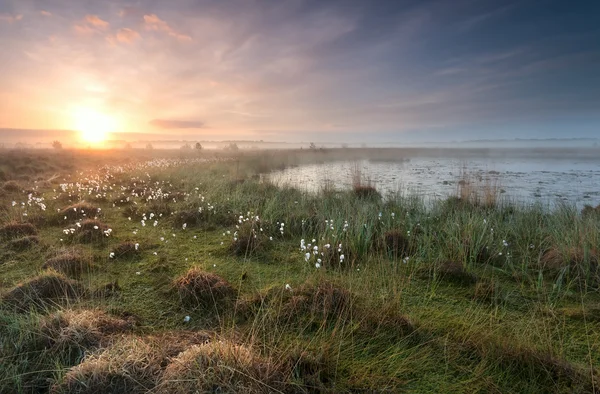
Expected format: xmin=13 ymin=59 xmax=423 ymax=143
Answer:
xmin=266 ymin=155 xmax=600 ymax=210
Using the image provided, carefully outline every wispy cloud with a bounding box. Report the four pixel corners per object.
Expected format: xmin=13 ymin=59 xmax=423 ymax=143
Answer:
xmin=143 ymin=14 xmax=191 ymax=41
xmin=40 ymin=10 xmax=52 ymax=17
xmin=74 ymin=14 xmax=109 ymax=35
xmin=107 ymin=28 xmax=140 ymax=45
xmin=0 ymin=13 xmax=23 ymax=23
xmin=150 ymin=119 xmax=205 ymax=129
xmin=85 ymin=15 xmax=109 ymax=28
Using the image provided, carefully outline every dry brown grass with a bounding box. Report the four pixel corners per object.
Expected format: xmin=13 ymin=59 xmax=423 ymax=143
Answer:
xmin=174 ymin=268 xmax=236 ymax=308
xmin=51 ymin=331 xmax=214 ymax=394
xmin=50 ymin=336 xmax=164 ymax=394
xmin=456 ymin=168 xmax=501 ymax=209
xmin=43 ymin=250 xmax=93 ymax=278
xmin=539 ymin=246 xmax=599 ymax=280
xmin=157 ymin=341 xmax=286 ymax=394
xmin=0 ymin=221 xmax=38 ymax=240
xmin=40 ymin=309 xmax=136 ymax=353
xmin=581 ymin=204 xmax=600 ymax=218
xmin=1 ymin=272 xmax=85 ymax=312
xmin=351 ymin=163 xmax=380 ymax=199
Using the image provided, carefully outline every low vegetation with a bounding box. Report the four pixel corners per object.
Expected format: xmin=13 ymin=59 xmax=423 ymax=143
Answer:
xmin=0 ymin=148 xmax=599 ymax=393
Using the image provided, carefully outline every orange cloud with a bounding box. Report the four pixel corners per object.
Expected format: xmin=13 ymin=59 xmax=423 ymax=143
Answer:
xmin=0 ymin=13 xmax=23 ymax=23
xmin=41 ymin=10 xmax=52 ymax=17
xmin=85 ymin=15 xmax=109 ymax=28
xmin=143 ymin=14 xmax=191 ymax=41
xmin=107 ymin=28 xmax=141 ymax=45
xmin=74 ymin=14 xmax=110 ymax=36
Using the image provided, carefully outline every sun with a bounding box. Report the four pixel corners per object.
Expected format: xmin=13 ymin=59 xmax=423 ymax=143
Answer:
xmin=72 ymin=108 xmax=117 ymax=144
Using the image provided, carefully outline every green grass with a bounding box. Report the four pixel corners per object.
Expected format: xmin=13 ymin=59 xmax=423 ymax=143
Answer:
xmin=0 ymin=149 xmax=599 ymax=393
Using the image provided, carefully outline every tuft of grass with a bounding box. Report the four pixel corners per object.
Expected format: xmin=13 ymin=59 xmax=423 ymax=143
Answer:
xmin=111 ymin=241 xmax=141 ymax=260
xmin=60 ymin=202 xmax=100 ymax=221
xmin=158 ymin=341 xmax=286 ymax=393
xmin=238 ymin=280 xmax=352 ymax=324
xmin=174 ymin=268 xmax=236 ymax=308
xmin=50 ymin=336 xmax=164 ymax=394
xmin=51 ymin=332 xmax=214 ymax=394
xmin=0 ymin=222 xmax=38 ymax=240
xmin=43 ymin=250 xmax=93 ymax=278
xmin=437 ymin=260 xmax=478 ymax=286
xmin=5 ymin=235 xmax=40 ymax=251
xmin=382 ymin=229 xmax=412 ymax=259
xmin=40 ymin=309 xmax=137 ymax=358
xmin=1 ymin=272 xmax=85 ymax=312
xmin=72 ymin=219 xmax=110 ymax=244
xmin=2 ymin=180 xmax=21 ymax=192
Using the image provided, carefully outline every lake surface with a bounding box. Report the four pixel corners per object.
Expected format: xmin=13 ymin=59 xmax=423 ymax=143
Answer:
xmin=266 ymin=156 xmax=600 ymax=209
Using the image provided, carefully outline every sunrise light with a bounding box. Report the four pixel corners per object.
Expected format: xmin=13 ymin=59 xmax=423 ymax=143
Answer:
xmin=72 ymin=107 xmax=117 ymax=144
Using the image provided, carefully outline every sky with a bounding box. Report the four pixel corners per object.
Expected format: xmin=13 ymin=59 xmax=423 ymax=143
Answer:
xmin=0 ymin=0 xmax=599 ymax=144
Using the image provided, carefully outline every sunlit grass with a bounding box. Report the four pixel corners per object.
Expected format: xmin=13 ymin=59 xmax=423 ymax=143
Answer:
xmin=0 ymin=148 xmax=599 ymax=393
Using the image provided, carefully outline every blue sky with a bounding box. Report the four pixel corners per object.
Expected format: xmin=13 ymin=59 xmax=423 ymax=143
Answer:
xmin=0 ymin=0 xmax=598 ymax=143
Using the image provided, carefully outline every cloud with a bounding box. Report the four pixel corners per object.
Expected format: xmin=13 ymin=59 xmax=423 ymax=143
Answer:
xmin=40 ymin=10 xmax=52 ymax=17
xmin=74 ymin=14 xmax=110 ymax=35
xmin=150 ymin=119 xmax=205 ymax=129
xmin=143 ymin=14 xmax=191 ymax=41
xmin=85 ymin=15 xmax=109 ymax=28
xmin=0 ymin=13 xmax=23 ymax=23
xmin=109 ymin=28 xmax=140 ymax=44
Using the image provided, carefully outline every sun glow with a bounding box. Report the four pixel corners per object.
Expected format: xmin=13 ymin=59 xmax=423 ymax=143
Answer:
xmin=72 ymin=108 xmax=117 ymax=144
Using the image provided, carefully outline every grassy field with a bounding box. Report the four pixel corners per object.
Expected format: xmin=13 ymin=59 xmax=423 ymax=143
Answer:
xmin=1 ymin=148 xmax=599 ymax=393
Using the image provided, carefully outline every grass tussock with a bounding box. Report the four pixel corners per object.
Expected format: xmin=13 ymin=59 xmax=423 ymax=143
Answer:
xmin=437 ymin=260 xmax=478 ymax=286
xmin=539 ymin=246 xmax=599 ymax=286
xmin=111 ymin=241 xmax=141 ymax=259
xmin=382 ymin=229 xmax=412 ymax=258
xmin=43 ymin=250 xmax=93 ymax=278
xmin=50 ymin=336 xmax=164 ymax=394
xmin=2 ymin=180 xmax=21 ymax=192
xmin=230 ymin=225 xmax=269 ymax=257
xmin=0 ymin=221 xmax=38 ymax=240
xmin=158 ymin=341 xmax=286 ymax=394
xmin=1 ymin=272 xmax=85 ymax=312
xmin=72 ymin=219 xmax=110 ymax=244
xmin=51 ymin=332 xmax=214 ymax=394
xmin=60 ymin=202 xmax=100 ymax=221
xmin=351 ymin=162 xmax=381 ymax=199
xmin=5 ymin=235 xmax=40 ymax=251
xmin=40 ymin=309 xmax=137 ymax=354
xmin=463 ymin=336 xmax=599 ymax=392
xmin=238 ymin=280 xmax=352 ymax=324
xmin=581 ymin=203 xmax=600 ymax=217
xmin=174 ymin=268 xmax=236 ymax=308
